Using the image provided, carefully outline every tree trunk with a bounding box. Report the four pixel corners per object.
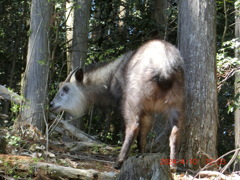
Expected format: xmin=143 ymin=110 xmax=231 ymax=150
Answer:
xmin=66 ymin=0 xmax=74 ymax=73
xmin=118 ymin=0 xmax=126 ymax=33
xmin=71 ymin=0 xmax=91 ymax=69
xmin=235 ymin=70 xmax=240 ymax=170
xmin=2 ymin=0 xmax=28 ymax=116
xmin=178 ymin=0 xmax=218 ymax=169
xmin=2 ymin=35 xmax=18 ymax=115
xmin=19 ymin=0 xmax=52 ymax=131
xmin=90 ymin=7 xmax=101 ymax=41
xmin=66 ymin=0 xmax=91 ymax=130
xmin=152 ymin=0 xmax=168 ymax=39
xmin=117 ymin=153 xmax=173 ymax=180
xmin=235 ymin=2 xmax=240 ymax=171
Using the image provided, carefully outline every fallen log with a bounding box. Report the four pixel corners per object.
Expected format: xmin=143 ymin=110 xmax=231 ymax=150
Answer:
xmin=0 ymin=154 xmax=116 ymax=179
xmin=34 ymin=162 xmax=116 ymax=179
xmin=64 ymin=141 xmax=114 ymax=152
xmin=0 ymin=85 xmax=24 ymax=105
xmin=59 ymin=120 xmax=101 ymax=144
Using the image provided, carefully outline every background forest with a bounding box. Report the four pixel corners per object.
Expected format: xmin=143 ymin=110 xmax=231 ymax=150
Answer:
xmin=0 ymin=0 xmax=240 ymax=178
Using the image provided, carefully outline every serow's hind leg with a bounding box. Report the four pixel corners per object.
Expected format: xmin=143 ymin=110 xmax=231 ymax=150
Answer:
xmin=114 ymin=119 xmax=140 ymax=169
xmin=137 ymin=115 xmax=154 ymax=153
xmin=168 ymin=108 xmax=183 ymax=171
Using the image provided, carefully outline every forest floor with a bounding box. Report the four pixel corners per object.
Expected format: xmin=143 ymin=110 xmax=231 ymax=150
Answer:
xmin=0 ymin=126 xmax=120 ymax=179
xmin=0 ymin=127 xmax=239 ymax=180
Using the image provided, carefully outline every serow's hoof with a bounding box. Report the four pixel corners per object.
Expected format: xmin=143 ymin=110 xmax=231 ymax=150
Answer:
xmin=170 ymin=164 xmax=177 ymax=173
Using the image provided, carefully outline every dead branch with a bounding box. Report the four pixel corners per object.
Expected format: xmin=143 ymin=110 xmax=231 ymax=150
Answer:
xmin=197 ymin=170 xmax=228 ymax=179
xmin=218 ymin=67 xmax=240 ymax=90
xmin=194 ymin=148 xmax=240 ymax=179
xmin=0 ymin=85 xmax=24 ymax=104
xmin=59 ymin=120 xmax=102 ymax=144
xmin=221 ymin=148 xmax=240 ymax=174
xmin=68 ymin=153 xmax=115 ymax=164
xmin=64 ymin=141 xmax=114 ymax=152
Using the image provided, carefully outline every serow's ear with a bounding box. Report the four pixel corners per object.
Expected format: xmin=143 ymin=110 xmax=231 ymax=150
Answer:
xmin=75 ymin=68 xmax=84 ymax=83
xmin=58 ymin=82 xmax=64 ymax=88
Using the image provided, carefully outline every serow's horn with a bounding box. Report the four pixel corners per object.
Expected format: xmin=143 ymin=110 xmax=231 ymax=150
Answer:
xmin=65 ymin=67 xmax=80 ymax=82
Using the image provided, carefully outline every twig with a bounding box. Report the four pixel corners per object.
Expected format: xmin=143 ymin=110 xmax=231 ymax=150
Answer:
xmin=88 ymin=106 xmax=94 ymax=134
xmin=49 ymin=111 xmax=64 ymax=135
xmin=42 ymin=104 xmax=49 ymax=152
xmin=197 ymin=170 xmax=227 ymax=179
xmin=66 ymin=113 xmax=85 ymax=123
xmin=221 ymin=0 xmax=228 ymax=47
xmin=218 ymin=67 xmax=239 ymax=90
xmin=221 ymin=148 xmax=240 ymax=174
xmin=60 ymin=4 xmax=74 ymax=27
xmin=194 ymin=148 xmax=240 ymax=179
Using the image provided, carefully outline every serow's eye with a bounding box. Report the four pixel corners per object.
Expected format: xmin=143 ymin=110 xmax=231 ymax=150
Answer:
xmin=63 ymin=86 xmax=69 ymax=93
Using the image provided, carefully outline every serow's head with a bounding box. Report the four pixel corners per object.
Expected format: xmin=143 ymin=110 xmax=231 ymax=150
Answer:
xmin=50 ymin=68 xmax=87 ymax=117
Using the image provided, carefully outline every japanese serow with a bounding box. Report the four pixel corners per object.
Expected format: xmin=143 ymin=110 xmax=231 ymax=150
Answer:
xmin=50 ymin=40 xmax=185 ymax=169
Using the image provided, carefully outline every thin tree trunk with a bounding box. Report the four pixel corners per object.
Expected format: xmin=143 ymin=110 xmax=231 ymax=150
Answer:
xmin=71 ymin=0 xmax=91 ymax=69
xmin=2 ymin=36 xmax=18 ymax=115
xmin=20 ymin=0 xmax=52 ymax=131
xmin=118 ymin=0 xmax=126 ymax=33
xmin=2 ymin=0 xmax=28 ymax=115
xmin=66 ymin=0 xmax=74 ymax=73
xmin=152 ymin=0 xmax=168 ymax=39
xmin=66 ymin=0 xmax=91 ymax=130
xmin=178 ymin=0 xmax=218 ymax=169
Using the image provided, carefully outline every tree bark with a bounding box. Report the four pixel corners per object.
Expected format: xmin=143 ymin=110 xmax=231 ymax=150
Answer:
xmin=20 ymin=0 xmax=52 ymax=131
xmin=66 ymin=0 xmax=74 ymax=73
xmin=152 ymin=0 xmax=168 ymax=39
xmin=235 ymin=2 xmax=240 ymax=171
xmin=71 ymin=0 xmax=91 ymax=69
xmin=235 ymin=71 xmax=240 ymax=170
xmin=178 ymin=0 xmax=218 ymax=169
xmin=117 ymin=153 xmax=173 ymax=180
